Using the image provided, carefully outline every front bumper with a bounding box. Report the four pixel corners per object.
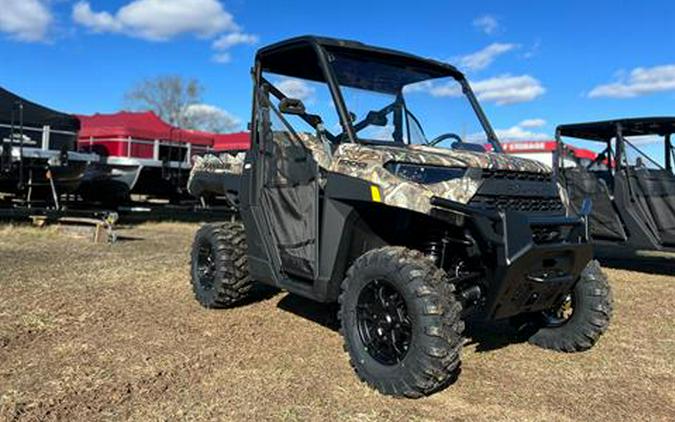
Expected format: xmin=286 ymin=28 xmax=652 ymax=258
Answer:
xmin=430 ymin=196 xmax=593 ymax=320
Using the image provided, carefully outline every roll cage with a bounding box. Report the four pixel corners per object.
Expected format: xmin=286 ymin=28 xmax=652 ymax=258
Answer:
xmin=556 ymin=117 xmax=675 ymax=174
xmin=554 ymin=117 xmax=675 ymax=251
xmin=252 ymin=36 xmax=503 ymax=152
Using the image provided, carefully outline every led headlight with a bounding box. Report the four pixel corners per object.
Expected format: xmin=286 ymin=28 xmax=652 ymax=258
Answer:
xmin=384 ymin=162 xmax=467 ymax=184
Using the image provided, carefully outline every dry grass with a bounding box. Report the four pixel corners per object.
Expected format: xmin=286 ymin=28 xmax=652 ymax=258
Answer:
xmin=0 ymin=222 xmax=673 ymax=421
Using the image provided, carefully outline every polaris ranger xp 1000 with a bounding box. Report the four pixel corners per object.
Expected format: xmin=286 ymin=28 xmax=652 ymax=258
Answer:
xmin=189 ymin=36 xmax=612 ymax=398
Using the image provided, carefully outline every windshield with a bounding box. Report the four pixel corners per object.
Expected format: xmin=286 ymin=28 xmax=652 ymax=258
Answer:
xmin=329 ymin=51 xmax=499 ymax=152
xmin=559 ymin=132 xmax=674 ymax=174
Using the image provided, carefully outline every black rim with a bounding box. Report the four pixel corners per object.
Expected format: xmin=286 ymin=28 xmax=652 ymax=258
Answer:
xmin=356 ymin=279 xmax=412 ymax=365
xmin=196 ymin=242 xmax=216 ymax=290
xmin=541 ymin=293 xmax=575 ymax=327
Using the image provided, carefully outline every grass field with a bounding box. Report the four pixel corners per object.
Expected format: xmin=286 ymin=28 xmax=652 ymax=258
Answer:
xmin=1 ymin=222 xmax=673 ymax=421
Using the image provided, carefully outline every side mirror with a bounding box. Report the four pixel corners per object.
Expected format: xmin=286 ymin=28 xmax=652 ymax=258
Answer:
xmin=279 ymin=97 xmax=323 ymax=127
xmin=366 ymin=111 xmax=388 ymax=127
xmin=279 ymin=98 xmax=306 ymax=115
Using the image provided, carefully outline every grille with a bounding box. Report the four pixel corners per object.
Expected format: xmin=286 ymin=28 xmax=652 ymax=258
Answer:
xmin=482 ymin=169 xmax=551 ymax=182
xmin=470 ymin=194 xmax=565 ymax=214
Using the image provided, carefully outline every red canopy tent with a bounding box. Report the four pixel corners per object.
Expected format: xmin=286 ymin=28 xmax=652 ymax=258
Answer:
xmin=77 ymin=111 xmax=215 ymax=159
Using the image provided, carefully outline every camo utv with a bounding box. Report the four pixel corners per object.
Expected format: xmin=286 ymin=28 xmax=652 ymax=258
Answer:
xmin=189 ymin=36 xmax=612 ymax=398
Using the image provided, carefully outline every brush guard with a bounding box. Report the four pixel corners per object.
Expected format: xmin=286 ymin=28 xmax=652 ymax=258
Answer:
xmin=430 ymin=196 xmax=593 ymax=320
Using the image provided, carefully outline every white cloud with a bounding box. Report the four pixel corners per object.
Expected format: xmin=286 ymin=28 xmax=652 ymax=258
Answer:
xmin=457 ymin=43 xmax=517 ymax=72
xmin=72 ymin=2 xmax=123 ymax=33
xmin=473 ymin=15 xmax=499 ymax=35
xmin=466 ymin=123 xmax=549 ymax=143
xmin=588 ymin=64 xmax=675 ymax=98
xmin=410 ymin=74 xmax=545 ymax=105
xmin=471 ymin=74 xmax=546 ymax=105
xmin=0 ymin=0 xmax=52 ymax=42
xmin=623 ymin=135 xmax=663 ymax=146
xmin=495 ymin=125 xmax=549 ymax=141
xmin=519 ymin=118 xmax=546 ymax=128
xmin=403 ymin=80 xmax=431 ymax=94
xmin=211 ymin=31 xmax=258 ymax=64
xmin=185 ymin=103 xmax=241 ymax=133
xmin=212 ymin=52 xmax=231 ymax=64
xmin=523 ymin=39 xmax=541 ymax=59
xmin=212 ymin=32 xmax=258 ymax=50
xmin=72 ymin=0 xmax=239 ymax=41
xmin=428 ymin=82 xmax=462 ymax=97
xmin=276 ymin=78 xmax=315 ymax=102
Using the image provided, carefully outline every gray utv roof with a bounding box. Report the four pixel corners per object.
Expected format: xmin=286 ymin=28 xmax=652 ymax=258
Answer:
xmin=557 ymin=117 xmax=675 ymax=141
xmin=256 ymin=35 xmax=464 ymax=94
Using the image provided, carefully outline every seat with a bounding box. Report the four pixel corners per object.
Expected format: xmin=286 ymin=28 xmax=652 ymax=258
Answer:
xmin=272 ymin=131 xmax=332 ymax=170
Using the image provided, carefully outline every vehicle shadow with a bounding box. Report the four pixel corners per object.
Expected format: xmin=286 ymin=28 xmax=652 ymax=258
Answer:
xmin=276 ymin=293 xmax=532 ymax=353
xmin=237 ymin=283 xmax=281 ymax=307
xmin=276 ymin=293 xmax=340 ymax=332
xmin=595 ymin=247 xmax=675 ymax=276
xmin=463 ymin=319 xmax=532 ymax=353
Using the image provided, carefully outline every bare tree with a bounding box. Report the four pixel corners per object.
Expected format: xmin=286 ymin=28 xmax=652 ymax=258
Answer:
xmin=124 ymin=75 xmax=203 ymax=127
xmin=124 ymin=75 xmax=242 ymax=133
xmin=183 ymin=104 xmax=241 ymax=133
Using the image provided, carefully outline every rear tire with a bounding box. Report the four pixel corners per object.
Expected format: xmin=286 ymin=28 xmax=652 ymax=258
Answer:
xmin=339 ymin=246 xmax=464 ymax=398
xmin=526 ymin=260 xmax=612 ymax=352
xmin=190 ymin=222 xmax=252 ymax=308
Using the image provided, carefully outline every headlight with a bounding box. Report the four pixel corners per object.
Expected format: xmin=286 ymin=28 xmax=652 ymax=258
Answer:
xmin=384 ymin=162 xmax=467 ymax=184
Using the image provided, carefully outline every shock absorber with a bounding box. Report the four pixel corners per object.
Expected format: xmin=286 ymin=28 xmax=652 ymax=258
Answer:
xmin=424 ymin=239 xmax=442 ymax=265
xmin=423 ymin=236 xmax=449 ymax=268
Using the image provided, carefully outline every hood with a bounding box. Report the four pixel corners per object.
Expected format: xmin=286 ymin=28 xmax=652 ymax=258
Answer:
xmin=328 ymin=143 xmax=552 ymax=215
xmin=333 ymin=143 xmax=551 ymax=174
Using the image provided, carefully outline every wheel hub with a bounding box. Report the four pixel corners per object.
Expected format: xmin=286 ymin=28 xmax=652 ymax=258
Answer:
xmin=196 ymin=244 xmax=216 ymax=290
xmin=356 ymin=279 xmax=412 ymax=365
xmin=542 ymin=293 xmax=574 ymax=327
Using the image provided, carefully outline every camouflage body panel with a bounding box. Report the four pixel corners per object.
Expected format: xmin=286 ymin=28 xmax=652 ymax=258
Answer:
xmin=191 ymin=153 xmax=246 ymax=175
xmin=333 ymin=143 xmax=550 ymax=174
xmin=296 ymin=132 xmax=333 ymax=170
xmin=328 ymin=143 xmax=551 ymax=214
xmin=187 ymin=152 xmax=246 ymax=195
xmin=188 ymin=131 xmax=554 ymax=216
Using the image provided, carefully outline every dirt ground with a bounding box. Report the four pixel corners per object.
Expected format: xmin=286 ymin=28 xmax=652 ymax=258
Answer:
xmin=0 ymin=222 xmax=673 ymax=421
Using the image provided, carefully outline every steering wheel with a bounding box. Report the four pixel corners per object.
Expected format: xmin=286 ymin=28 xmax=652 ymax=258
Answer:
xmin=429 ymin=133 xmax=463 ymax=147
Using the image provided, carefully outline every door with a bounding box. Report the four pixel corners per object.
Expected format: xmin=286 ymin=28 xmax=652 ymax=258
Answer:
xmin=623 ymin=168 xmax=675 ymax=246
xmin=563 ymin=167 xmax=627 ymax=241
xmin=256 ymin=91 xmax=320 ymax=280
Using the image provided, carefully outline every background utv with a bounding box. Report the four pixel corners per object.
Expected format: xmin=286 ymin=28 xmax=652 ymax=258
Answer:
xmin=189 ymin=36 xmax=612 ymax=398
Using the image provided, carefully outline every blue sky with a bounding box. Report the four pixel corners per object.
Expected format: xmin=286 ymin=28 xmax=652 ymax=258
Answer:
xmin=1 ymin=0 xmax=674 ymax=159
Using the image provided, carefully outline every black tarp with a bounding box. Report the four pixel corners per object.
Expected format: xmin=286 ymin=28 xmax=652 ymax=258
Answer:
xmin=1 ymin=87 xmax=80 ymax=152
xmin=0 ymin=87 xmax=80 ymax=132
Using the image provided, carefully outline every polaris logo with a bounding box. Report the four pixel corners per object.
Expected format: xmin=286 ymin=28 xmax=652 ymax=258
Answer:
xmin=506 ymin=183 xmax=522 ymax=194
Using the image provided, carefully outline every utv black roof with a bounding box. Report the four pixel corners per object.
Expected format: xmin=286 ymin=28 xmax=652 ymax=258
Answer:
xmin=557 ymin=117 xmax=675 ymax=141
xmin=256 ymin=35 xmax=464 ymax=94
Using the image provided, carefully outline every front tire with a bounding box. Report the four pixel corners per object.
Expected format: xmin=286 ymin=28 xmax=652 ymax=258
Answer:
xmin=527 ymin=260 xmax=613 ymax=352
xmin=190 ymin=222 xmax=252 ymax=308
xmin=339 ymin=247 xmax=464 ymax=398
